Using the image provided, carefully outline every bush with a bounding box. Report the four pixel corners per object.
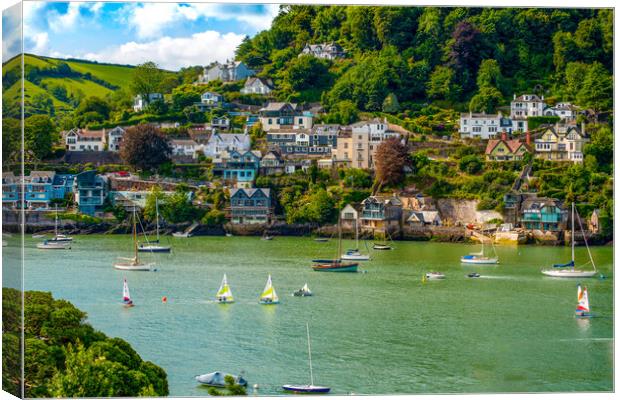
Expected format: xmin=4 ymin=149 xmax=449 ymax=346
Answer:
xmin=458 ymin=155 xmax=484 ymax=174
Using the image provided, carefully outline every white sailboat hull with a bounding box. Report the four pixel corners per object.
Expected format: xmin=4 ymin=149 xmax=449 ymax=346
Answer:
xmin=172 ymin=232 xmax=190 ymax=238
xmin=461 ymin=257 xmax=498 ymax=264
xmin=341 ymin=253 xmax=370 ymax=261
xmin=541 ymin=269 xmax=597 ymax=278
xmin=114 ymin=262 xmax=154 ymax=271
xmin=37 ymin=242 xmax=71 ymax=250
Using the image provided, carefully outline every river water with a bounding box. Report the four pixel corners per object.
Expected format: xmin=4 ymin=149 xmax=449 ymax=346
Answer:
xmin=4 ymin=235 xmax=613 ymax=396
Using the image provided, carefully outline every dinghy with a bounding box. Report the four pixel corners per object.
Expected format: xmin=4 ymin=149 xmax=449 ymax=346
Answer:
xmin=122 ymin=278 xmax=134 ymax=307
xmin=259 ymin=275 xmax=279 ymax=304
xmin=172 ymin=231 xmax=191 ymax=238
xmin=282 ymin=323 xmax=330 ymax=394
xmin=195 ymin=372 xmax=247 ymax=387
xmin=467 ymin=272 xmax=481 ymax=278
xmin=373 ymin=243 xmax=391 ymax=250
xmin=216 ymin=274 xmax=234 ymax=303
xmin=293 ymin=283 xmax=313 ymax=297
xmin=138 ymin=199 xmax=171 ymax=253
xmin=542 ymin=203 xmax=597 ymax=278
xmin=575 ymin=284 xmax=592 ymax=318
xmin=314 ymin=238 xmax=329 ymax=242
xmin=114 ymin=208 xmax=155 ymax=271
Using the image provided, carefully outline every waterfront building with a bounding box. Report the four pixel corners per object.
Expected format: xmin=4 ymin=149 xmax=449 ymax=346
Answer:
xmin=229 ymin=188 xmax=273 ymax=224
xmin=534 ymin=124 xmax=588 ymax=163
xmin=74 ymin=170 xmax=109 ymax=216
xmin=212 ymin=150 xmax=261 ymax=188
xmin=259 ymin=102 xmax=313 ymax=131
xmin=510 ymin=94 xmax=546 ymax=132
xmin=197 ymin=60 xmax=255 ymax=83
xmin=2 ymin=171 xmax=75 ymax=210
xmin=109 ymin=190 xmax=177 ymax=211
xmin=340 ymin=203 xmax=359 ymax=230
xmin=20 ymin=171 xmax=52 ymax=209
xmin=359 ymin=195 xmax=403 ymax=231
xmin=588 ymin=209 xmax=601 ymax=234
xmin=241 ymin=77 xmax=274 ymax=95
xmin=519 ymin=197 xmax=566 ymax=232
xmin=133 ymin=93 xmax=163 ymax=112
xmin=406 ymin=210 xmax=442 ymax=226
xmin=2 ymin=172 xmax=19 ymax=209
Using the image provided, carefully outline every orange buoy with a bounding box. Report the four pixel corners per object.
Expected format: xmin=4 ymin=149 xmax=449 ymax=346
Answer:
xmin=162 ymin=296 xmax=167 ymax=303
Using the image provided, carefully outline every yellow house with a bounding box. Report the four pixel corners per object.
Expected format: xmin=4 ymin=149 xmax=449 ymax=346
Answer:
xmin=534 ymin=126 xmax=588 ymax=163
xmin=485 ymin=139 xmax=531 ymax=161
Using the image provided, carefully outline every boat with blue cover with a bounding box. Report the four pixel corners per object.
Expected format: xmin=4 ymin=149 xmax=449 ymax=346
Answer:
xmin=195 ymin=371 xmax=247 ymax=387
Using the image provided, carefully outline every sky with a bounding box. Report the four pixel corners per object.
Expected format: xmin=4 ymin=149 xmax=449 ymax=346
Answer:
xmin=2 ymin=1 xmax=281 ymax=70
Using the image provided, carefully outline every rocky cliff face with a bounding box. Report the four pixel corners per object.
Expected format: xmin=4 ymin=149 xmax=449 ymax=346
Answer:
xmin=436 ymin=199 xmax=503 ymax=225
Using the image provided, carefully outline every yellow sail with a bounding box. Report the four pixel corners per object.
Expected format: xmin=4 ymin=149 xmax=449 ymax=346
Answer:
xmin=259 ymin=275 xmax=279 ymax=303
xmin=216 ymin=274 xmax=234 ymax=303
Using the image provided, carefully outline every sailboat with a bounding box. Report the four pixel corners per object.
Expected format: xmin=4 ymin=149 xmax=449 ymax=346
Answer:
xmin=575 ymin=284 xmax=592 ymax=318
xmin=282 ymin=323 xmax=330 ymax=394
xmin=48 ymin=206 xmax=73 ymax=243
xmin=341 ymin=219 xmax=370 ymax=261
xmin=114 ymin=208 xmax=155 ymax=271
xmin=215 ymin=274 xmax=234 ymax=303
xmin=36 ymin=240 xmax=71 ymax=250
xmin=460 ymin=238 xmax=498 ymax=264
xmin=542 ymin=202 xmax=597 ymax=278
xmin=312 ymin=214 xmax=358 ymax=272
xmin=259 ymin=275 xmax=279 ymax=304
xmin=138 ymin=199 xmax=171 ymax=253
xmin=122 ymin=278 xmax=134 ymax=307
xmin=293 ymin=283 xmax=312 ymax=297
xmin=372 ymin=230 xmax=392 ymax=250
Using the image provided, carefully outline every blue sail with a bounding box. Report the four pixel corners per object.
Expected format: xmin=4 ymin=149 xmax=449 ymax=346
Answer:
xmin=553 ymin=260 xmax=575 ymax=268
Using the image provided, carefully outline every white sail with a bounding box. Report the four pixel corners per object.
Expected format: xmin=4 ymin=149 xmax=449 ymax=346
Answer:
xmin=302 ymin=283 xmax=310 ymax=292
xmin=123 ymin=278 xmax=132 ymax=303
xmin=216 ymin=274 xmax=234 ymax=302
xmin=260 ymin=275 xmax=279 ymax=302
xmin=576 ymin=285 xmax=590 ymax=313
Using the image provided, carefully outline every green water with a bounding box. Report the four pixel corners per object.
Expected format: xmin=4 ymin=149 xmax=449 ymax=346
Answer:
xmin=5 ymin=235 xmax=614 ymax=395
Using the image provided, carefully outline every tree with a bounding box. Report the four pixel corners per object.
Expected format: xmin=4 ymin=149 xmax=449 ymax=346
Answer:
xmin=207 ymin=375 xmax=247 ymax=396
xmin=475 ymin=59 xmax=503 ymax=90
xmin=76 ymin=96 xmax=111 ymax=120
xmin=468 ymin=86 xmax=503 ymax=113
xmin=426 ymin=66 xmax=460 ymax=100
xmin=323 ymin=100 xmax=359 ymax=125
xmin=382 ymin=92 xmax=400 ymax=113
xmin=373 ymin=137 xmax=410 ymax=192
xmin=3 ymin=118 xmax=21 ymax=164
xmin=24 ymin=115 xmax=55 ymax=160
xmin=130 ymin=61 xmax=164 ymax=105
xmin=459 ymin=154 xmax=484 ymax=174
xmin=446 ymin=21 xmax=488 ymax=94
xmin=576 ymin=62 xmax=612 ymax=119
xmin=120 ymin=124 xmax=171 ymax=171
xmin=279 ymin=55 xmax=331 ymax=92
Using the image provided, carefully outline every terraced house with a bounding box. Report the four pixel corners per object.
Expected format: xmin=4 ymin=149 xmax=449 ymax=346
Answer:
xmin=212 ymin=150 xmax=261 ymax=189
xmin=259 ymin=102 xmax=313 ymax=131
xmin=2 ymin=171 xmax=74 ymax=210
xmin=229 ymin=188 xmax=273 ymax=225
xmin=534 ymin=124 xmax=588 ymax=162
xmin=337 ymin=118 xmax=401 ymax=169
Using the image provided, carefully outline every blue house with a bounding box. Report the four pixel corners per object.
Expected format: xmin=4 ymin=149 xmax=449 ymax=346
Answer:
xmin=519 ymin=197 xmax=566 ymax=232
xmin=213 ymin=150 xmax=261 ymax=188
xmin=74 ymin=170 xmax=108 ymax=216
xmin=229 ymin=188 xmax=272 ymax=224
xmin=2 ymin=172 xmax=19 ymax=209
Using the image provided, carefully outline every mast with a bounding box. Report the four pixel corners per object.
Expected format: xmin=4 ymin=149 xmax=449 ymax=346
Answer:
xmin=155 ymin=198 xmax=160 ymax=241
xmin=133 ymin=207 xmax=138 ymax=262
xmin=337 ymin=213 xmax=342 ymax=262
xmin=571 ymin=202 xmax=575 ymax=263
xmin=306 ymin=323 xmax=314 ymax=387
xmin=54 ymin=206 xmax=59 ymax=237
xmin=355 ymin=218 xmax=359 ymax=249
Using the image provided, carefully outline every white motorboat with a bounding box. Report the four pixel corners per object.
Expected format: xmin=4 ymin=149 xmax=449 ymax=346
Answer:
xmin=172 ymin=231 xmax=191 ymax=238
xmin=425 ymin=271 xmax=445 ymax=280
xmin=37 ymin=240 xmax=71 ymax=250
xmin=114 ymin=208 xmax=155 ymax=271
xmin=341 ymin=219 xmax=370 ymax=261
xmin=542 ymin=203 xmax=597 ymax=278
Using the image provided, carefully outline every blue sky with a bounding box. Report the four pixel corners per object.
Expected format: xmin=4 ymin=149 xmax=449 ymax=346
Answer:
xmin=3 ymin=2 xmax=281 ymax=69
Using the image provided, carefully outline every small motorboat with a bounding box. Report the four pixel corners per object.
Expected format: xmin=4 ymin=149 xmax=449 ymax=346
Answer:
xmin=138 ymin=243 xmax=171 ymax=253
xmin=261 ymin=235 xmax=274 ymax=241
xmin=373 ymin=243 xmax=391 ymax=250
xmin=32 ymin=234 xmax=46 ymax=239
xmin=293 ymin=283 xmax=312 ymax=297
xmin=226 ymin=233 xmax=233 ymax=237
xmin=314 ymin=238 xmax=329 ymax=242
xmin=172 ymin=231 xmax=191 ymax=238
xmin=195 ymin=371 xmax=247 ymax=387
xmin=312 ymin=261 xmax=358 ymax=272
xmin=37 ymin=240 xmax=70 ymax=250
xmin=425 ymin=272 xmax=445 ymax=280
xmin=467 ymin=272 xmax=481 ymax=278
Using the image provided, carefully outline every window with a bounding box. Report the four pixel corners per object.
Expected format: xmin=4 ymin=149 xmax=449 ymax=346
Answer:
xmin=344 ymin=143 xmax=348 ymax=149
xmin=472 ymin=127 xmax=482 ymax=133
xmin=489 ymin=127 xmax=497 ymax=133
xmin=268 ymin=118 xmax=272 ymax=124
xmin=463 ymin=120 xmax=467 ymax=125
xmin=298 ymin=118 xmax=303 ymax=125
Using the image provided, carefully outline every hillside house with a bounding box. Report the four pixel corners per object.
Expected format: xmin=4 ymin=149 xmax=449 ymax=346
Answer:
xmin=203 ymin=132 xmax=251 ymax=158
xmin=407 ymin=210 xmax=442 ymax=226
xmin=197 ymin=60 xmax=255 ymax=83
xmin=534 ymin=124 xmax=588 ymax=163
xmin=133 ymin=93 xmax=163 ymax=112
xmin=212 ymin=150 xmax=261 ymax=188
xmin=107 ymin=126 xmax=126 ymax=152
xmin=544 ymin=102 xmax=578 ymax=121
xmin=342 ymin=119 xmax=401 ymax=169
xmin=510 ymin=94 xmax=546 ymax=132
xmin=485 ymin=133 xmax=532 ymax=161
xmin=64 ymin=128 xmax=106 ymax=151
xmin=211 ymin=116 xmax=231 ymax=131
xmin=459 ymin=112 xmax=512 ymax=139
xmin=359 ymin=195 xmax=403 ymax=232
xmin=170 ymin=139 xmax=199 ymax=157
xmin=260 ymin=151 xmax=284 ymax=175
xmin=259 ymin=102 xmax=313 ymax=131
xmin=300 ymin=42 xmax=345 ymax=59
xmin=229 ymin=188 xmax=273 ymax=224
xmin=241 ymin=77 xmax=274 ymax=95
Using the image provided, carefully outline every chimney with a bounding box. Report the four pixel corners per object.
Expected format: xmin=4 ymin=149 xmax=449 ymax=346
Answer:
xmin=526 ymin=131 xmax=531 ymax=146
xmin=513 ymin=94 xmax=516 ymax=100
xmin=501 ymin=131 xmax=507 ymax=141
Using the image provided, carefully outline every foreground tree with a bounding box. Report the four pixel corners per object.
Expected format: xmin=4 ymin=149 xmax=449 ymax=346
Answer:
xmin=373 ymin=137 xmax=410 ymax=193
xmin=120 ymin=124 xmax=171 ymax=171
xmin=130 ymin=61 xmax=164 ymax=106
xmin=24 ymin=115 xmax=56 ymax=160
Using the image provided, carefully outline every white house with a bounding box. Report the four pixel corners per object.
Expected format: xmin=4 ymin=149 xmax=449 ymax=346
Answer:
xmin=107 ymin=127 xmax=126 ymax=152
xmin=64 ymin=128 xmax=106 ymax=151
xmin=170 ymin=139 xmax=199 ymax=157
xmin=300 ymin=42 xmax=345 ymax=60
xmin=543 ymin=102 xmax=578 ymax=121
xmin=459 ymin=112 xmax=505 ymax=139
xmin=510 ymin=94 xmax=546 ymax=132
xmin=241 ymin=77 xmax=274 ymax=95
xmin=211 ymin=116 xmax=230 ymax=130
xmin=201 ymin=91 xmax=224 ymax=106
xmin=133 ymin=93 xmax=163 ymax=112
xmin=203 ymin=133 xmax=251 ymax=158
xmin=197 ymin=60 xmax=255 ymax=83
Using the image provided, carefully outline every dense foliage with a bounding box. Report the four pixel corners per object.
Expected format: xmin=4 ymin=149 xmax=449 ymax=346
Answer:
xmin=120 ymin=124 xmax=172 ymax=171
xmin=2 ymin=288 xmax=168 ymax=398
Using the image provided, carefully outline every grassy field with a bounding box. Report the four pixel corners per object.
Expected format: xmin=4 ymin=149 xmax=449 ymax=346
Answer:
xmin=63 ymin=60 xmax=136 ymax=87
xmin=40 ymin=77 xmax=114 ymax=99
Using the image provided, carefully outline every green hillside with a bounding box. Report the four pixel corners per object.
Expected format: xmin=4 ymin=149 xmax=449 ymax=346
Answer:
xmin=2 ymin=54 xmax=138 ymax=118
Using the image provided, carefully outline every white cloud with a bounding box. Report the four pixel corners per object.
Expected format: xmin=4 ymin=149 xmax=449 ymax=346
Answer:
xmin=125 ymin=3 xmax=280 ymax=39
xmin=82 ymin=30 xmax=245 ymax=70
xmin=47 ymin=2 xmax=104 ymax=32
